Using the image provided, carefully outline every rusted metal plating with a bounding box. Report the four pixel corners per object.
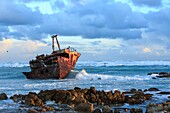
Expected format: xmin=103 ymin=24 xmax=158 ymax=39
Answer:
xmin=22 ymin=35 xmax=81 ymax=79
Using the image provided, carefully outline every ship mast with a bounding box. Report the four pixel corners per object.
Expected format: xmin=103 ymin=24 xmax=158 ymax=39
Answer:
xmin=51 ymin=34 xmax=61 ymax=52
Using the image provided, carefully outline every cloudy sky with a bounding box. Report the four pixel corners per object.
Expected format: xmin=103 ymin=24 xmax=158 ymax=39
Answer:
xmin=0 ymin=0 xmax=170 ymax=62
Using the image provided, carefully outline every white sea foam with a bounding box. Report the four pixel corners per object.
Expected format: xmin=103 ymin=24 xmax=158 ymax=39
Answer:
xmin=75 ymin=69 xmax=113 ymax=80
xmin=0 ymin=99 xmax=19 ymax=109
xmin=75 ymin=69 xmax=150 ymax=81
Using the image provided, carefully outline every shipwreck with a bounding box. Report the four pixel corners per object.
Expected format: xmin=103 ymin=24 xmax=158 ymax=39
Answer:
xmin=22 ymin=35 xmax=81 ymax=79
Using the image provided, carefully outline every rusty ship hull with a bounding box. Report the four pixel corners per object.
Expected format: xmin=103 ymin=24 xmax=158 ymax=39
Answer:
xmin=22 ymin=35 xmax=81 ymax=79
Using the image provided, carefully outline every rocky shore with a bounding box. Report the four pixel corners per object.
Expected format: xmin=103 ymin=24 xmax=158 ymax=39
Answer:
xmin=148 ymin=72 xmax=170 ymax=78
xmin=0 ymin=87 xmax=170 ymax=113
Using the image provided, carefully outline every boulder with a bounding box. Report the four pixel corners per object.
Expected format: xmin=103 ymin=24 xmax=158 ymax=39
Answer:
xmin=159 ymin=72 xmax=169 ymax=75
xmin=130 ymin=88 xmax=137 ymax=93
xmin=25 ymin=92 xmax=44 ymax=107
xmin=90 ymin=93 xmax=97 ymax=103
xmin=157 ymin=92 xmax=170 ymax=94
xmin=38 ymin=89 xmax=56 ymax=101
xmin=52 ymin=90 xmax=72 ymax=104
xmin=0 ymin=93 xmax=8 ymax=100
xmin=90 ymin=87 xmax=97 ymax=94
xmin=74 ymin=101 xmax=93 ymax=112
xmin=74 ymin=87 xmax=81 ymax=92
xmin=10 ymin=94 xmax=26 ymax=102
xmin=102 ymin=105 xmax=113 ymax=113
xmin=127 ymin=98 xmax=143 ymax=105
xmin=148 ymin=88 xmax=160 ymax=91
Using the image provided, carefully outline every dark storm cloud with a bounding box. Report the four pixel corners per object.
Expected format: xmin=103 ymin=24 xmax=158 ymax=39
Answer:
xmin=0 ymin=0 xmax=44 ymax=40
xmin=40 ymin=0 xmax=147 ymax=39
xmin=145 ymin=8 xmax=170 ymax=37
xmin=0 ymin=1 xmax=42 ymax=26
xmin=0 ymin=26 xmax=9 ymax=32
xmin=131 ymin=0 xmax=162 ymax=7
xmin=0 ymin=26 xmax=10 ymax=40
xmin=0 ymin=0 xmax=169 ymax=42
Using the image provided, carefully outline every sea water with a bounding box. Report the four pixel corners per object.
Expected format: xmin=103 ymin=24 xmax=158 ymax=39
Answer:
xmin=0 ymin=61 xmax=170 ymax=111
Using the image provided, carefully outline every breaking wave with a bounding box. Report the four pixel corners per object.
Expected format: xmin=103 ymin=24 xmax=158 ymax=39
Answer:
xmin=75 ymin=69 xmax=113 ymax=80
xmin=75 ymin=69 xmax=150 ymax=81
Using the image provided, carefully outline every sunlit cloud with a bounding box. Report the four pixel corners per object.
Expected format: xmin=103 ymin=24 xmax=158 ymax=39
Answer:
xmin=143 ymin=47 xmax=151 ymax=53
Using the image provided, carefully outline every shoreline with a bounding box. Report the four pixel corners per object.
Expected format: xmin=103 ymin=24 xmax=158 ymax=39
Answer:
xmin=0 ymin=87 xmax=170 ymax=113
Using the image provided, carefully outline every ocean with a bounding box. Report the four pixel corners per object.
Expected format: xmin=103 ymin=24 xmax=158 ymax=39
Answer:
xmin=0 ymin=60 xmax=170 ymax=111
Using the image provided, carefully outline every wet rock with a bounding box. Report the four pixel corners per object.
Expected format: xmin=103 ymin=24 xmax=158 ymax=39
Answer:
xmin=127 ymin=97 xmax=143 ymax=105
xmin=0 ymin=93 xmax=8 ymax=100
xmin=38 ymin=89 xmax=56 ymax=101
xmin=97 ymin=98 xmax=103 ymax=105
xmin=130 ymin=108 xmax=142 ymax=113
xmin=159 ymin=72 xmax=169 ymax=75
xmin=144 ymin=94 xmax=153 ymax=100
xmin=52 ymin=90 xmax=72 ymax=104
xmin=69 ymin=89 xmax=78 ymax=99
xmin=42 ymin=106 xmax=54 ymax=112
xmin=102 ymin=105 xmax=113 ymax=113
xmin=90 ymin=93 xmax=97 ymax=103
xmin=74 ymin=87 xmax=81 ymax=92
xmin=130 ymin=88 xmax=137 ymax=93
xmin=106 ymin=91 xmax=113 ymax=100
xmin=74 ymin=101 xmax=93 ymax=112
xmin=10 ymin=94 xmax=26 ymax=103
xmin=138 ymin=89 xmax=142 ymax=92
xmin=92 ymin=108 xmax=102 ymax=113
xmin=147 ymin=72 xmax=152 ymax=75
xmin=143 ymin=89 xmax=148 ymax=92
xmin=9 ymin=87 xmax=159 ymax=112
xmin=81 ymin=88 xmax=88 ymax=94
xmin=148 ymin=72 xmax=170 ymax=78
xmin=73 ymin=92 xmax=86 ymax=105
xmin=25 ymin=92 xmax=44 ymax=107
xmin=157 ymin=74 xmax=170 ymax=78
xmin=148 ymin=87 xmax=160 ymax=91
xmin=127 ymin=91 xmax=152 ymax=105
xmin=112 ymin=90 xmax=121 ymax=101
xmin=146 ymin=103 xmax=170 ymax=113
xmin=163 ymin=100 xmax=170 ymax=105
xmin=157 ymin=92 xmax=170 ymax=94
xmin=27 ymin=109 xmax=38 ymax=113
xmin=90 ymin=86 xmax=97 ymax=94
